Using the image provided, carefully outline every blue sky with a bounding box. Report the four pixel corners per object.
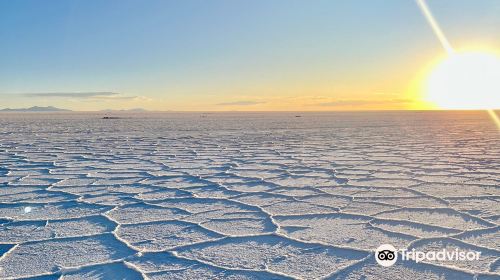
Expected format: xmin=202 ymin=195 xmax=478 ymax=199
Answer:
xmin=1 ymin=0 xmax=500 ymax=110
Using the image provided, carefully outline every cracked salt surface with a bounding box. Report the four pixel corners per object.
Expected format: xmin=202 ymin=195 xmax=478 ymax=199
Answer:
xmin=0 ymin=111 xmax=498 ymax=279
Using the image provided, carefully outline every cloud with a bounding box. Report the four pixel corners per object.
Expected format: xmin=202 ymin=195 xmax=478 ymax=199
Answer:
xmin=317 ymin=99 xmax=412 ymax=107
xmin=217 ymin=101 xmax=265 ymax=106
xmin=19 ymin=92 xmax=152 ymax=102
xmin=24 ymin=92 xmax=120 ymax=98
xmin=91 ymin=95 xmax=138 ymax=100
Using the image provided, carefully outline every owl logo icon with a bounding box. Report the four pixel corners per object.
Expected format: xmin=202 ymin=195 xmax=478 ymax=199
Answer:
xmin=375 ymin=244 xmax=398 ymax=267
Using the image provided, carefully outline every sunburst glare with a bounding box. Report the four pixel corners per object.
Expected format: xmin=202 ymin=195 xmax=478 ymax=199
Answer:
xmin=417 ymin=0 xmax=500 ymax=130
xmin=425 ymin=51 xmax=500 ymax=110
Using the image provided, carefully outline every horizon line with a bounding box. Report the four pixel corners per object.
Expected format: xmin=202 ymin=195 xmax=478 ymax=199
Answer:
xmin=1 ymin=109 xmax=499 ymax=113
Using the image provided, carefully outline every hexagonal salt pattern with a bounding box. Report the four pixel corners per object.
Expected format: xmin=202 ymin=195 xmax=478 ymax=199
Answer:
xmin=0 ymin=111 xmax=498 ymax=279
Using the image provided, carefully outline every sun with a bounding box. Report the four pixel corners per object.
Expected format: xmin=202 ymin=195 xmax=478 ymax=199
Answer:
xmin=424 ymin=51 xmax=500 ymax=110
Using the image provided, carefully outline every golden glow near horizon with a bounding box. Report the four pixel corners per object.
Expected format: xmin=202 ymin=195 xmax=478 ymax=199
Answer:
xmin=416 ymin=0 xmax=500 ymax=129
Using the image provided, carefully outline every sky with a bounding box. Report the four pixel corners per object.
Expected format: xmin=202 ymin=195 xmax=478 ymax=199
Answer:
xmin=1 ymin=0 xmax=500 ymax=111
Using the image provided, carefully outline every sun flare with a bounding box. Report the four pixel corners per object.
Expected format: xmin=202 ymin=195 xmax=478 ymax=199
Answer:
xmin=424 ymin=51 xmax=500 ymax=110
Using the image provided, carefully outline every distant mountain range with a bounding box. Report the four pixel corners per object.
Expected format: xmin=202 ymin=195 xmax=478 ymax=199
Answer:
xmin=0 ymin=106 xmax=71 ymax=112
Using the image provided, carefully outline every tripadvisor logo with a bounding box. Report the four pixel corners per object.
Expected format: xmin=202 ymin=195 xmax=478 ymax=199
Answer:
xmin=375 ymin=244 xmax=398 ymax=267
xmin=375 ymin=244 xmax=482 ymax=267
